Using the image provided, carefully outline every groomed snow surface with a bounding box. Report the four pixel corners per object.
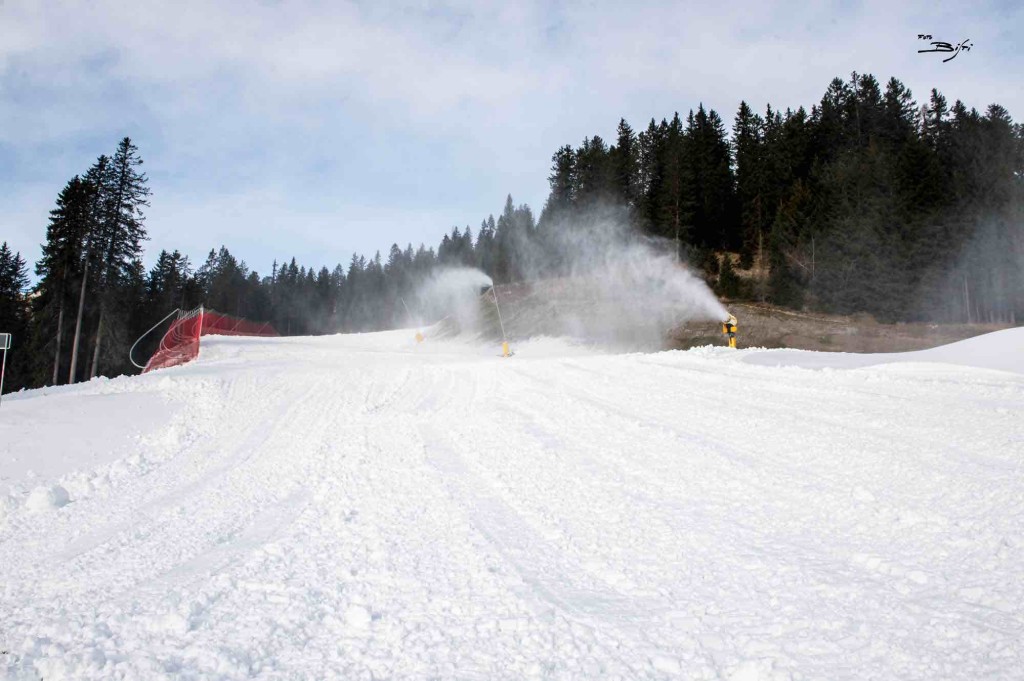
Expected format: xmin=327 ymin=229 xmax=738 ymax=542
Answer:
xmin=1 ymin=328 xmax=1023 ymax=680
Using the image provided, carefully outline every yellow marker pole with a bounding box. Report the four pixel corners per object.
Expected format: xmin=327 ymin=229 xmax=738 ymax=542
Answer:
xmin=401 ymin=297 xmax=424 ymax=343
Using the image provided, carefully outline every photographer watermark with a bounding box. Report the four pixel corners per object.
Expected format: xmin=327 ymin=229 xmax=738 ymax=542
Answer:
xmin=918 ymin=35 xmax=973 ymax=63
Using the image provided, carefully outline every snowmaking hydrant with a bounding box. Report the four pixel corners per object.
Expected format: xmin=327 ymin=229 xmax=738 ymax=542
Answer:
xmin=722 ymin=314 xmax=738 ymax=349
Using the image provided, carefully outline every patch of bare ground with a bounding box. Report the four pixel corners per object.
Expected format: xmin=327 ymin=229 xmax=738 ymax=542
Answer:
xmin=671 ymin=301 xmax=1013 ymax=352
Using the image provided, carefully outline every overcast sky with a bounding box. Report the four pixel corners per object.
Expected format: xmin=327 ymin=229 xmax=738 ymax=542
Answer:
xmin=2 ymin=0 xmax=1021 ymax=278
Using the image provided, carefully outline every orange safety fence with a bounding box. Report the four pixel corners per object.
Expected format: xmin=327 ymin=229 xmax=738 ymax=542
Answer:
xmin=143 ymin=307 xmax=278 ymax=373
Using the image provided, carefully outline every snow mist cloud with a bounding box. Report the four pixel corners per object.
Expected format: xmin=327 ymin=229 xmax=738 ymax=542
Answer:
xmin=415 ymin=266 xmax=494 ymax=336
xmin=418 ymin=205 xmax=729 ymax=349
xmin=516 ymin=207 xmax=729 ymax=347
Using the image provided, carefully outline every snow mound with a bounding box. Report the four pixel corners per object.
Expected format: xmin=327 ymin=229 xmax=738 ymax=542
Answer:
xmin=344 ymin=604 xmax=372 ymax=629
xmin=742 ymin=326 xmax=1024 ymax=374
xmin=24 ymin=484 xmax=70 ymax=513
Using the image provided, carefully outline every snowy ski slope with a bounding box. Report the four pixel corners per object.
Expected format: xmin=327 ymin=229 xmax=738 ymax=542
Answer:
xmin=1 ymin=328 xmax=1023 ymax=679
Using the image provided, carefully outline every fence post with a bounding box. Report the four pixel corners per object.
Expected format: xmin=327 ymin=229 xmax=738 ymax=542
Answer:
xmin=0 ymin=333 xmax=9 ymax=406
xmin=197 ymin=306 xmax=205 ymax=358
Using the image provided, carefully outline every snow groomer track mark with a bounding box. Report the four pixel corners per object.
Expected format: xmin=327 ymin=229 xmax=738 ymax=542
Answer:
xmin=1 ymin=328 xmax=1022 ymax=679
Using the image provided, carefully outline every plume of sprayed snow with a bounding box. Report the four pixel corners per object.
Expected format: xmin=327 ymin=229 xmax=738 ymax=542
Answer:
xmin=559 ymin=219 xmax=726 ymax=319
xmin=416 ymin=266 xmax=494 ymax=335
xmin=515 ymin=205 xmax=729 ymax=347
xmin=411 ymin=205 xmax=729 ymax=347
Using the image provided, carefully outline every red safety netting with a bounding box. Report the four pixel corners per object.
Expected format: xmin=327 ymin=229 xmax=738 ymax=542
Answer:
xmin=143 ymin=307 xmax=278 ymax=373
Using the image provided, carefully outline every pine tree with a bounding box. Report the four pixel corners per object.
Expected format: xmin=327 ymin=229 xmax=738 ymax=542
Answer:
xmin=494 ymin=197 xmax=515 ymax=283
xmin=732 ymin=101 xmax=764 ymax=266
xmin=574 ymin=135 xmax=613 ymax=206
xmin=768 ymin=180 xmax=814 ymax=307
xmin=540 ymin=145 xmax=576 ymax=226
xmin=880 ymin=78 xmax=917 ymax=147
xmin=717 ymin=255 xmax=741 ymax=299
xmin=656 ymin=114 xmax=688 ymax=250
xmin=0 ymin=243 xmax=30 ymax=393
xmin=88 ymin=137 xmax=151 ymax=379
xmin=147 ymin=250 xmax=192 ymax=312
xmin=686 ymin=106 xmax=737 ymax=250
xmin=811 ymin=146 xmax=905 ymax=320
xmin=68 ymin=156 xmax=107 ymax=384
xmin=636 ymin=118 xmax=665 ymax=233
xmin=922 ymin=89 xmax=950 ymax=150
xmin=476 ymin=218 xmax=496 ymax=277
xmin=813 ymin=77 xmax=855 ymax=160
xmin=32 ymin=176 xmax=93 ymax=385
xmin=611 ymin=118 xmax=639 ymax=208
xmin=851 ymin=73 xmax=884 ymax=147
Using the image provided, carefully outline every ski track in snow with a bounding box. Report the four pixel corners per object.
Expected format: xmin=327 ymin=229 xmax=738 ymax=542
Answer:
xmin=1 ymin=329 xmax=1023 ymax=679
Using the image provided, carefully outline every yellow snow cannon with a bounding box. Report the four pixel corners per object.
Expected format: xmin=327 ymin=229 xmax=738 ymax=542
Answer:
xmin=487 ymin=285 xmax=512 ymax=358
xmin=722 ymin=314 xmax=738 ymax=348
xmin=401 ymin=298 xmax=424 ymax=344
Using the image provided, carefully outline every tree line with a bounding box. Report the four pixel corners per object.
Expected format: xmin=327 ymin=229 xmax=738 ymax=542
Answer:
xmin=0 ymin=71 xmax=1021 ymax=393
xmin=2 ymin=138 xmax=151 ymax=393
xmin=539 ymin=73 xmax=1022 ymax=325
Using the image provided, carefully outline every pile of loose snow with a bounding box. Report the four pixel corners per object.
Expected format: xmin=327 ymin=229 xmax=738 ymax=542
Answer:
xmin=24 ymin=484 xmax=70 ymax=513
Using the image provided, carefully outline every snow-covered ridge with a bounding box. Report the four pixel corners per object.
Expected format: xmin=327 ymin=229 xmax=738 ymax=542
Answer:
xmin=739 ymin=326 xmax=1024 ymax=374
xmin=1 ymin=329 xmax=1022 ymax=679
